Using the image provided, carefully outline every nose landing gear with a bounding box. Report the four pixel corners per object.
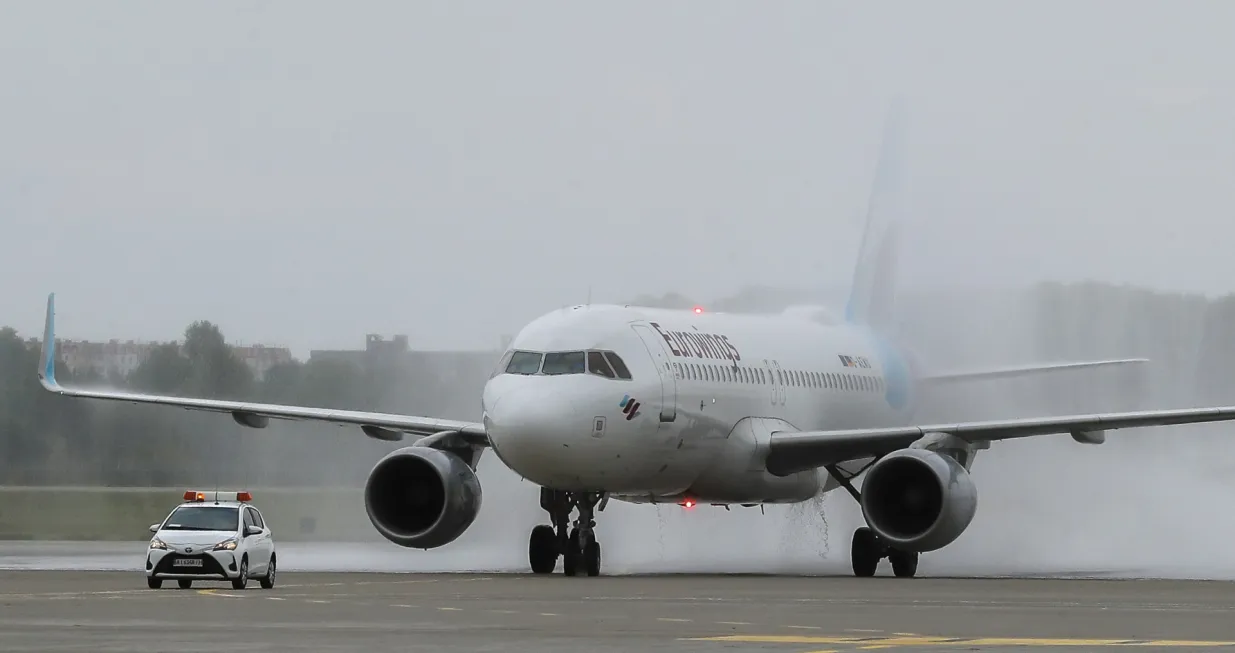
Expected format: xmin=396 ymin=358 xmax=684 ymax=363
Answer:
xmin=529 ymin=488 xmax=604 ymax=577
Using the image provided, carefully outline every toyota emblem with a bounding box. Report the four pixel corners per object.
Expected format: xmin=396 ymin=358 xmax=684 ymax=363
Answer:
xmin=185 ymin=547 xmax=193 ymax=553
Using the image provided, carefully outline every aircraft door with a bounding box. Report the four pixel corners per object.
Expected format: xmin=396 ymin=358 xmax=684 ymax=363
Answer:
xmin=630 ymin=324 xmax=678 ymax=423
xmin=765 ymin=359 xmax=786 ymax=407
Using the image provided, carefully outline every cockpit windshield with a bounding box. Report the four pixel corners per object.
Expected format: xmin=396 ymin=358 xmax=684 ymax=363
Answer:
xmin=542 ymin=351 xmax=586 ymax=375
xmin=505 ymin=351 xmax=544 ymax=375
xmin=500 ymin=349 xmax=632 ymax=379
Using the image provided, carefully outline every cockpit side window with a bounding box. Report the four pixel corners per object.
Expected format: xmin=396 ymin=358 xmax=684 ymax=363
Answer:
xmin=586 ymin=351 xmax=616 ymax=379
xmin=491 ymin=350 xmax=515 ymax=379
xmin=603 ymin=352 xmax=633 ymax=380
xmin=542 ymin=351 xmax=586 ymax=375
xmin=505 ymin=351 xmax=544 ymax=375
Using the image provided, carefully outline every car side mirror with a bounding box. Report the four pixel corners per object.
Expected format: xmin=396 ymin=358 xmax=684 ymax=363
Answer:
xmin=149 ymin=524 xmax=160 ymax=533
xmin=245 ymin=525 xmax=262 ymax=537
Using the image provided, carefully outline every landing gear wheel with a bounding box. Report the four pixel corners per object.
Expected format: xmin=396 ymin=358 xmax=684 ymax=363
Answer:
xmin=889 ymin=549 xmax=918 ymax=578
xmin=584 ymin=540 xmax=601 ymax=577
xmin=562 ymin=529 xmax=581 ymax=577
xmin=146 ymin=577 xmax=162 ymax=589
xmin=177 ymin=579 xmax=193 ymax=589
xmin=529 ymin=525 xmax=557 ymax=574
xmin=260 ymin=556 xmax=277 ymax=589
xmin=231 ymin=558 xmax=249 ymax=590
xmin=851 ymin=527 xmax=880 ymax=577
xmin=539 ymin=488 xmax=606 ymax=577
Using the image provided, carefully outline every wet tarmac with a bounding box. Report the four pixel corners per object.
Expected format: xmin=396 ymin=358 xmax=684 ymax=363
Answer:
xmin=3 ymin=570 xmax=1235 ymax=652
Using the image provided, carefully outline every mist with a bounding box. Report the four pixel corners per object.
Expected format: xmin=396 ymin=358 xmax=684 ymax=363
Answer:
xmin=2 ymin=1 xmax=1235 ymax=578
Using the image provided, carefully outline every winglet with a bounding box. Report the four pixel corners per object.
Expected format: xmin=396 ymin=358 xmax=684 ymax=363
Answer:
xmin=39 ymin=292 xmax=59 ymax=390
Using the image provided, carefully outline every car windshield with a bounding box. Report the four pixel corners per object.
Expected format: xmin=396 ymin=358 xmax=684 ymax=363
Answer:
xmin=162 ymin=506 xmax=239 ymax=531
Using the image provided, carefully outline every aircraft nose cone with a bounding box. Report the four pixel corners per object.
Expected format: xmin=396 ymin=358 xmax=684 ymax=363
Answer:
xmin=485 ymin=388 xmax=560 ymax=445
xmin=483 ymin=386 xmax=591 ymax=488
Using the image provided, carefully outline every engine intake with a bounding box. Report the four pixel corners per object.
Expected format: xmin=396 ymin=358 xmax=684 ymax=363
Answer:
xmin=363 ymin=446 xmax=482 ymax=549
xmin=859 ymin=447 xmax=977 ymax=552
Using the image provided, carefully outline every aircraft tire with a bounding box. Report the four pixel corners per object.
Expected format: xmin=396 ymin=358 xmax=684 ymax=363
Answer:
xmin=584 ymin=540 xmax=601 ymax=577
xmin=889 ymin=549 xmax=918 ymax=578
xmin=563 ymin=529 xmax=581 ymax=577
xmin=529 ymin=525 xmax=557 ymax=574
xmin=851 ymin=527 xmax=880 ymax=577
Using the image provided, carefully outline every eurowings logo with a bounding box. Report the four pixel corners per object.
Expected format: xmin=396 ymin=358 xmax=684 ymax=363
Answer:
xmin=619 ymin=394 xmax=641 ymax=420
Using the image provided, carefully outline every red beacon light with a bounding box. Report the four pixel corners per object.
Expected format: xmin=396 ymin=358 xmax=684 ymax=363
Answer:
xmin=681 ymin=499 xmax=696 ymax=509
xmin=183 ymin=490 xmax=252 ymax=502
xmin=692 ymin=306 xmax=704 ymax=315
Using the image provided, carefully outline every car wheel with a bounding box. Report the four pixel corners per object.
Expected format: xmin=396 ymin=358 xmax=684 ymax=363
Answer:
xmin=231 ymin=557 xmax=249 ymax=590
xmin=260 ymin=555 xmax=276 ymax=589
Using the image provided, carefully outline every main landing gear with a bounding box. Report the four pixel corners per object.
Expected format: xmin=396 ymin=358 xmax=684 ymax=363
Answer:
xmin=529 ymin=488 xmax=604 ymax=577
xmin=824 ymin=464 xmax=919 ymax=578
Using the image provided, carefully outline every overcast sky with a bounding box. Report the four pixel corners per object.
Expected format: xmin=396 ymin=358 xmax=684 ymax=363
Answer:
xmin=3 ymin=1 xmax=1232 ymax=355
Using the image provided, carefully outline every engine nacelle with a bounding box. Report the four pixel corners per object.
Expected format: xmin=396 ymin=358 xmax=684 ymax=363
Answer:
xmin=363 ymin=446 xmax=482 ymax=549
xmin=859 ymin=447 xmax=978 ymax=552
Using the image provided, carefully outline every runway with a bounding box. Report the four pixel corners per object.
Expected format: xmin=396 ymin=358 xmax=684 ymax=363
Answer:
xmin=3 ymin=571 xmax=1235 ymax=652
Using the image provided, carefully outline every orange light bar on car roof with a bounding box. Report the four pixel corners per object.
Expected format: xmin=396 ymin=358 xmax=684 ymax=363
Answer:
xmin=184 ymin=491 xmax=206 ymax=502
xmin=237 ymin=491 xmax=252 ymax=502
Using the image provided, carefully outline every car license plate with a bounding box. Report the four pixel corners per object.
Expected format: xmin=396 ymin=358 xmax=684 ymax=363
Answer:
xmin=173 ymin=558 xmax=203 ymax=567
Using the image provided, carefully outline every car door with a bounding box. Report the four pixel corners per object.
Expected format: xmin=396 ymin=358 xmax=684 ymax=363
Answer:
xmin=245 ymin=507 xmax=273 ymax=572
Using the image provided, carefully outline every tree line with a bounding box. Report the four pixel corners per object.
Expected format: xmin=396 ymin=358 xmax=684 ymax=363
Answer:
xmin=3 ymin=281 xmax=1235 ymax=487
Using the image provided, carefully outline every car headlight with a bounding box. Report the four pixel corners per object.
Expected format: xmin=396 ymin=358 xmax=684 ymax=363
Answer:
xmin=213 ymin=538 xmax=238 ymax=551
xmin=149 ymin=537 xmax=167 ymax=550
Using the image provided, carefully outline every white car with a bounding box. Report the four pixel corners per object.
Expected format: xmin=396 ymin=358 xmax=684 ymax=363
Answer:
xmin=145 ymin=490 xmax=277 ymax=590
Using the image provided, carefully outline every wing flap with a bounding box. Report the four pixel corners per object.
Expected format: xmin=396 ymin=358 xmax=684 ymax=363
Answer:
xmin=765 ymin=406 xmax=1235 ymax=476
xmin=917 ymin=358 xmax=1148 ymax=386
xmin=38 ymin=293 xmax=487 ymax=444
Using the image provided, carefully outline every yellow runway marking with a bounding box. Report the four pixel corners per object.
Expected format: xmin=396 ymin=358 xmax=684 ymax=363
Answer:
xmin=539 ymin=613 xmax=559 ymax=616
xmin=686 ymin=634 xmax=1235 ymax=647
xmin=195 ymin=590 xmax=244 ymax=598
xmin=658 ymin=618 xmax=692 ymax=622
xmin=437 ymin=607 xmax=462 ymax=611
xmin=787 ymin=625 xmax=822 ymax=630
xmin=717 ymin=621 xmax=752 ymax=626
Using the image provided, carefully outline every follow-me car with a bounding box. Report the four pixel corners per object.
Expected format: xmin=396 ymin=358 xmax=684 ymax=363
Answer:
xmin=146 ymin=490 xmax=277 ymax=590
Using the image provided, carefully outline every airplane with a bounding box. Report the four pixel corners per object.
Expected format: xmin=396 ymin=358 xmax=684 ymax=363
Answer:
xmin=35 ymin=103 xmax=1235 ymax=579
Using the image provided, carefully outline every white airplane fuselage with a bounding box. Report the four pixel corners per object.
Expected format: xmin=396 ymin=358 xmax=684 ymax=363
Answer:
xmin=481 ymin=303 xmax=917 ymax=505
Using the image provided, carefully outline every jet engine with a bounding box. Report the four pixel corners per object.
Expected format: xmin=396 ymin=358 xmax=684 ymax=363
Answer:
xmin=363 ymin=446 xmax=482 ymax=549
xmin=859 ymin=447 xmax=977 ymax=552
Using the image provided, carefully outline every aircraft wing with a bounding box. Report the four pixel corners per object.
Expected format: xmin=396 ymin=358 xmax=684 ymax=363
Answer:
xmin=916 ymin=358 xmax=1148 ymax=387
xmin=36 ymin=294 xmax=488 ymax=445
xmin=764 ymin=407 xmax=1235 ymax=477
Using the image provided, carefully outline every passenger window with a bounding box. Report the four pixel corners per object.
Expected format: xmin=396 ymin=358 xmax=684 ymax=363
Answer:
xmin=603 ymin=352 xmax=633 ymax=380
xmin=242 ymin=509 xmax=255 ymax=529
xmin=587 ymin=351 xmax=616 ymax=378
xmin=506 ymin=351 xmax=544 ymax=375
xmin=543 ymin=351 xmax=586 ymax=375
xmin=248 ymin=508 xmax=265 ymax=529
